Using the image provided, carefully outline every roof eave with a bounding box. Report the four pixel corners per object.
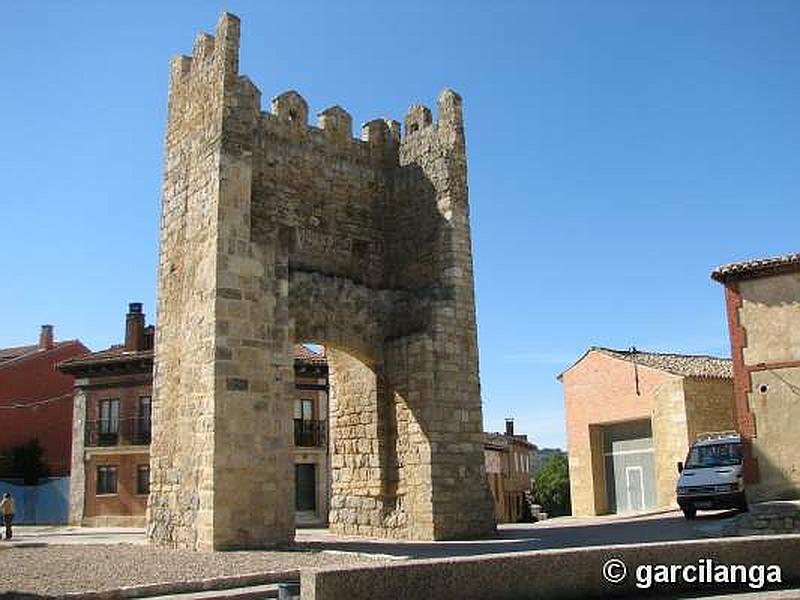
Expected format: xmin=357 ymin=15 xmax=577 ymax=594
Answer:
xmin=711 ymin=254 xmax=800 ymax=284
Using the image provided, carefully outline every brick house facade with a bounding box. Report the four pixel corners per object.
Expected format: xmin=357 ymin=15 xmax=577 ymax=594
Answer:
xmin=560 ymin=347 xmax=734 ymax=516
xmin=0 ymin=325 xmax=89 ymax=479
xmin=58 ymin=303 xmax=154 ymax=526
xmin=484 ymin=419 xmax=534 ymax=523
xmin=60 ymin=304 xmax=331 ymax=527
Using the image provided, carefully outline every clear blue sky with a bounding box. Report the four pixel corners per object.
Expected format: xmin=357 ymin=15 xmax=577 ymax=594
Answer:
xmin=3 ymin=1 xmax=799 ymax=449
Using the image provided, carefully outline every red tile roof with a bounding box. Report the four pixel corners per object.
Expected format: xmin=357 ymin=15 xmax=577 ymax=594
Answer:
xmin=58 ymin=344 xmax=153 ymax=372
xmin=0 ymin=341 xmax=85 ymax=369
xmin=598 ymin=347 xmax=732 ymax=378
xmin=712 ymin=252 xmax=800 ymax=283
xmin=59 ymin=343 xmax=326 ymax=371
xmin=0 ymin=343 xmax=40 ymax=364
xmin=484 ymin=431 xmax=535 ymax=450
xmin=294 ymin=344 xmax=327 ymax=365
xmin=559 ymin=347 xmax=732 ymax=380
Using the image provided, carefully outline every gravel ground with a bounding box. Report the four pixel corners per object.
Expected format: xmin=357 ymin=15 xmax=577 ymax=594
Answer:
xmin=0 ymin=543 xmax=388 ymax=597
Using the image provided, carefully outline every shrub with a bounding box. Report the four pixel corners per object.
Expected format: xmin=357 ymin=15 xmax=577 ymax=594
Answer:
xmin=532 ymin=453 xmax=571 ymax=517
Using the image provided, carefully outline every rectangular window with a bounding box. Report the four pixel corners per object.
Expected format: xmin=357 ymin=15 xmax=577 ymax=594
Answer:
xmin=294 ymin=399 xmax=314 ymax=421
xmin=97 ymin=465 xmax=118 ymax=495
xmin=98 ymin=399 xmax=120 ymax=434
xmin=137 ymin=396 xmax=152 ymax=444
xmin=97 ymin=399 xmax=120 ymax=446
xmin=138 ymin=396 xmax=151 ymax=422
xmin=136 ymin=465 xmax=150 ymax=495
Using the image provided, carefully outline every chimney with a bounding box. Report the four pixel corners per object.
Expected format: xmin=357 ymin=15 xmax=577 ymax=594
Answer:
xmin=125 ymin=303 xmax=145 ymax=351
xmin=39 ymin=324 xmax=54 ymax=350
xmin=505 ymin=418 xmax=515 ymax=437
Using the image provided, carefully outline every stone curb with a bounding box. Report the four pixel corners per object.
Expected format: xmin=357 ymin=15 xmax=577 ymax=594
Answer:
xmin=306 ymin=534 xmax=800 ymax=599
xmin=50 ymin=570 xmax=299 ymax=600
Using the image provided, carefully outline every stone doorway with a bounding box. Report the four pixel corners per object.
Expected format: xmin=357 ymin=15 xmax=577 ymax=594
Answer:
xmin=148 ymin=13 xmax=495 ymax=550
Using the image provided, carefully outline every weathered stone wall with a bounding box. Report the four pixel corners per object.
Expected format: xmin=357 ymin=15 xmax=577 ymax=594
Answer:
xmin=149 ymin=19 xmax=228 ymax=550
xmin=748 ymin=366 xmax=800 ymax=501
xmin=151 ymin=13 xmax=495 ymax=549
xmin=739 ymin=273 xmax=800 ymax=365
xmin=734 ymin=272 xmax=800 ymax=502
xmin=651 ymin=377 xmax=735 ymax=510
xmin=651 ymin=378 xmax=688 ymax=509
xmin=722 ymin=500 xmax=800 ymax=536
xmin=683 ymin=377 xmax=735 ymax=442
xmin=327 ymin=349 xmax=391 ymax=535
xmin=394 ymin=95 xmax=495 ymax=540
xmin=68 ymin=386 xmax=87 ymax=526
xmin=150 ymin=14 xmax=295 ymax=551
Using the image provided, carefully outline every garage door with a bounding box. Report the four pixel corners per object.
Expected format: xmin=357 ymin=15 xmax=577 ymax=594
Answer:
xmin=603 ymin=420 xmax=656 ymax=513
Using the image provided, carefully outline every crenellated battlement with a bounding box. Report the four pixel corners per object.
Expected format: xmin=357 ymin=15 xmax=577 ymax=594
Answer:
xmin=254 ymin=87 xmax=461 ymax=154
xmin=168 ymin=13 xmax=241 ymax=91
xmin=168 ymin=12 xmax=462 ymax=157
xmin=319 ymin=106 xmax=353 ymax=141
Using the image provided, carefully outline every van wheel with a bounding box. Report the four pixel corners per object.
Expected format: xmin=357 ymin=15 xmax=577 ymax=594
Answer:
xmin=682 ymin=506 xmax=696 ymax=519
xmin=737 ymin=496 xmax=749 ymax=513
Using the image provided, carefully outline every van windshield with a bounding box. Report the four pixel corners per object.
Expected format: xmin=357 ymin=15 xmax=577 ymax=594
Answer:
xmin=685 ymin=442 xmax=742 ymax=469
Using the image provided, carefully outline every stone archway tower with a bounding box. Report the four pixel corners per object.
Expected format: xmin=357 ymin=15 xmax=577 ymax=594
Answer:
xmin=149 ymin=13 xmax=496 ymax=550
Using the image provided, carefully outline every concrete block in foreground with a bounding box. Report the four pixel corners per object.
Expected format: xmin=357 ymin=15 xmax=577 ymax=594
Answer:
xmin=301 ymin=535 xmax=800 ymax=599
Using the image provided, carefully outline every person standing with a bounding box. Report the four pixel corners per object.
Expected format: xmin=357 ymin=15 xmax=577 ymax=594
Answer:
xmin=0 ymin=492 xmax=15 ymax=540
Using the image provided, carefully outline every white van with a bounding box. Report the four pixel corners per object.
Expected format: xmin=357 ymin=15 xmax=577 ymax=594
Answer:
xmin=676 ymin=431 xmax=747 ymax=519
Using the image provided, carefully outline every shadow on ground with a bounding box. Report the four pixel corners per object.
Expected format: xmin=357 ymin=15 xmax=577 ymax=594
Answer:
xmin=295 ymin=510 xmax=744 ymax=559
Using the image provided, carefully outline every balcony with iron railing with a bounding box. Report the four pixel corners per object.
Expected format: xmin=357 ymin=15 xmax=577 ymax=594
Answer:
xmin=85 ymin=417 xmax=151 ymax=447
xmin=86 ymin=417 xmax=323 ymax=449
xmin=294 ymin=419 xmax=326 ymax=448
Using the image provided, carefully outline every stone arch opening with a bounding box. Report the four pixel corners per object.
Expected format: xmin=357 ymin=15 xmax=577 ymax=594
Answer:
xmin=289 ymin=336 xmax=439 ymax=539
xmin=289 ymin=273 xmax=428 ymax=537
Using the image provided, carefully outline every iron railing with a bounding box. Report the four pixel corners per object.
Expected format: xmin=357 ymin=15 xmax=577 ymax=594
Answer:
xmin=85 ymin=417 xmax=151 ymax=447
xmin=294 ymin=419 xmax=326 ymax=447
xmin=86 ymin=417 xmax=323 ymax=448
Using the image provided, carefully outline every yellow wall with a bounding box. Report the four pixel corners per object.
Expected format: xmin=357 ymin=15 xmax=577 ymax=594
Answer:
xmin=651 ymin=379 xmax=689 ymax=509
xmin=738 ymin=273 xmax=800 ymax=501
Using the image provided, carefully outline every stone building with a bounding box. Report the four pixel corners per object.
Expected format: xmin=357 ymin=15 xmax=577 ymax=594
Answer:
xmin=150 ymin=13 xmax=495 ymax=549
xmin=60 ymin=304 xmax=332 ymax=527
xmin=484 ymin=419 xmax=534 ymax=523
xmin=0 ymin=326 xmax=88 ymax=523
xmin=712 ymin=252 xmax=800 ymax=502
xmin=559 ymin=347 xmax=734 ymax=516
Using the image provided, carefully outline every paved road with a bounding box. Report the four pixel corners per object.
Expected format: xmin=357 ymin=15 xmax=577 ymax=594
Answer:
xmin=7 ymin=508 xmax=739 ymax=557
xmin=8 ymin=512 xmax=795 ymax=600
xmin=4 ymin=525 xmax=146 ymax=546
xmin=294 ymin=509 xmax=742 ymax=559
